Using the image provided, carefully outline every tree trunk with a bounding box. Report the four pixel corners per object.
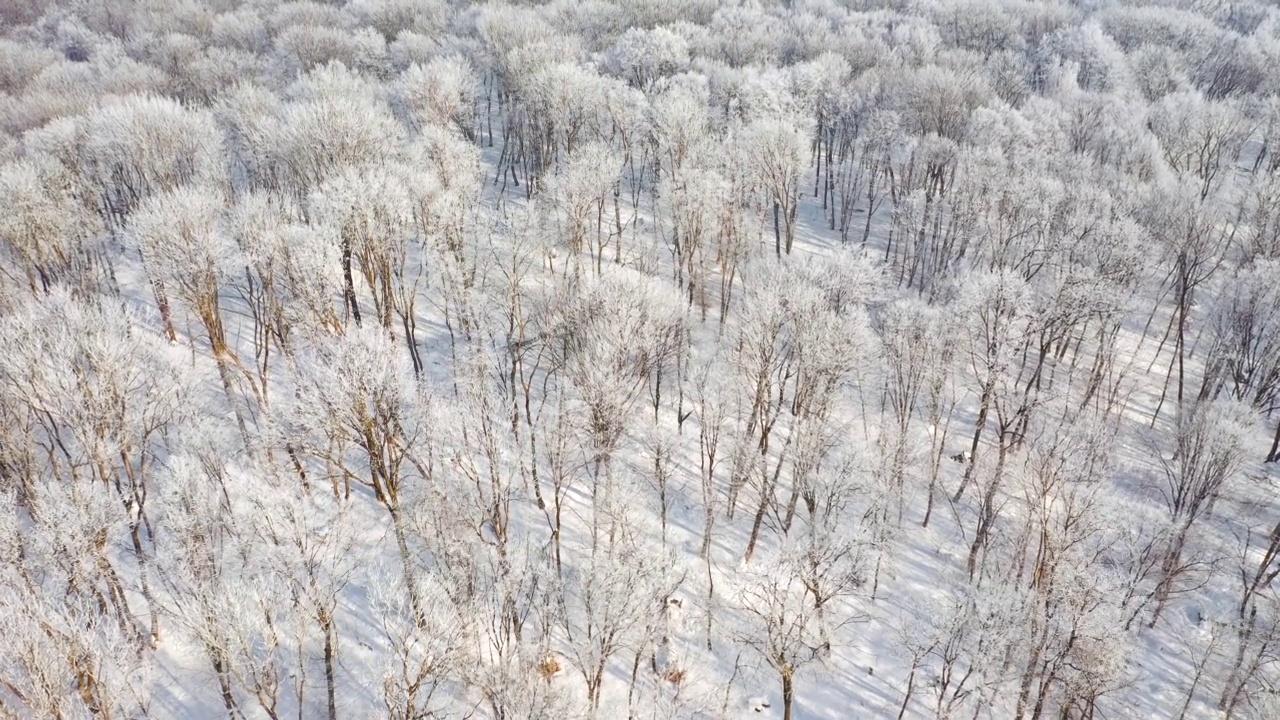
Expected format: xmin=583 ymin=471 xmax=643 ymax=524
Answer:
xmin=1219 ymin=606 xmax=1258 ymax=717
xmin=773 ymin=202 xmax=782 ymax=259
xmin=401 ymin=309 xmax=422 ymax=377
xmin=214 ymin=353 xmax=253 ymax=452
xmin=342 ymin=238 xmax=361 ymax=326
xmin=785 ymin=203 xmax=797 ymax=255
xmin=151 ymin=277 xmax=177 ymax=342
xmin=387 ymin=502 xmax=424 ymax=626
xmin=966 ymin=432 xmax=1010 ymax=578
xmin=130 ymin=521 xmax=161 ymax=646
xmin=782 ymin=668 xmax=794 ymax=720
xmin=953 ymin=377 xmax=994 ymax=503
xmin=745 ymin=434 xmax=792 ymax=561
xmin=897 ymin=666 xmax=917 ymax=720
xmin=211 ymin=650 xmax=241 ymax=719
xmin=321 ymin=608 xmax=337 ymax=720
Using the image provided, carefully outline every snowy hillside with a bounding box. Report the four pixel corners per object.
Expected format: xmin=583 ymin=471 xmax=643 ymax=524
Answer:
xmin=3 ymin=1 xmax=1280 ymax=719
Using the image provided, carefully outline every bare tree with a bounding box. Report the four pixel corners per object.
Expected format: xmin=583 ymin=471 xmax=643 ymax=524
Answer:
xmin=0 ymin=291 xmax=191 ymax=646
xmin=0 ymin=157 xmax=101 ymax=295
xmin=732 ymin=547 xmax=860 ymax=720
xmin=1198 ymin=262 xmax=1280 ymax=461
xmin=1149 ymin=400 xmax=1257 ymax=626
xmin=742 ymin=113 xmax=810 ymax=257
xmin=128 ymin=185 xmax=261 ymax=445
xmin=287 ymin=327 xmax=436 ymax=623
xmin=369 ymin=573 xmax=466 ymax=720
xmin=555 ymin=523 xmax=681 ymax=712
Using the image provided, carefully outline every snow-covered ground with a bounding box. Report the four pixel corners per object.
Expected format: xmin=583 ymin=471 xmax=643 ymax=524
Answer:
xmin=4 ymin=2 xmax=1280 ymax=719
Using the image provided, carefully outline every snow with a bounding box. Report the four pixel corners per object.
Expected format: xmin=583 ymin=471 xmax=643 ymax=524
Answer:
xmin=4 ymin=2 xmax=1280 ymax=720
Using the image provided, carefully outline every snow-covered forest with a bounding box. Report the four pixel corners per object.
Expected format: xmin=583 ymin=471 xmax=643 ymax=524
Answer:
xmin=4 ymin=0 xmax=1280 ymax=717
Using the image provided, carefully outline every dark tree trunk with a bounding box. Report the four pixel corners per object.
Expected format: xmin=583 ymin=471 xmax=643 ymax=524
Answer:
xmin=953 ymin=377 xmax=994 ymax=503
xmin=321 ymin=609 xmax=337 ymax=720
xmin=342 ymin=238 xmax=361 ymax=326
xmin=774 ymin=202 xmax=782 ymax=259
xmin=782 ymin=669 xmax=794 ymax=720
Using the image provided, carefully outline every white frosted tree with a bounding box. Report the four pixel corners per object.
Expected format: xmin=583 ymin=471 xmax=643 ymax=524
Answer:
xmin=286 ymin=326 xmax=435 ymax=622
xmin=740 ymin=112 xmax=809 ymax=257
xmin=732 ymin=546 xmax=860 ymax=720
xmin=395 ymin=54 xmax=478 ymax=139
xmin=0 ymin=157 xmax=100 ymax=294
xmin=547 ymin=273 xmax=685 ymax=548
xmin=1147 ymin=400 xmax=1258 ymax=626
xmin=1198 ymin=262 xmax=1280 ymax=461
xmin=0 ymin=291 xmax=191 ymax=645
xmin=82 ymin=94 xmax=227 ymax=226
xmin=309 ymin=165 xmax=415 ymax=331
xmin=554 ymin=523 xmax=681 ymax=712
xmin=544 ymin=141 xmax=623 ymax=277
xmin=128 ymin=184 xmax=260 ymax=445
